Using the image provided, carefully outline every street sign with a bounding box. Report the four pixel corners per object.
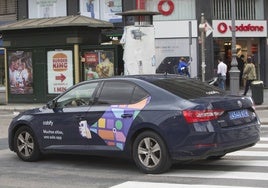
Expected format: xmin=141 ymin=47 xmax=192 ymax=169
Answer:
xmin=205 ymin=21 xmax=213 ymax=37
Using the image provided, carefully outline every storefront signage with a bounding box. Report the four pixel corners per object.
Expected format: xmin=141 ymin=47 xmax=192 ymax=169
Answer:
xmin=212 ymin=20 xmax=267 ymax=37
xmin=47 ymin=51 xmax=73 ymax=94
xmin=158 ymin=0 xmax=174 ymax=16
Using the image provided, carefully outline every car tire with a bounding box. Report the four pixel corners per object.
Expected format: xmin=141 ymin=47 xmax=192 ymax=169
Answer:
xmin=14 ymin=126 xmax=41 ymax=162
xmin=132 ymin=131 xmax=171 ymax=174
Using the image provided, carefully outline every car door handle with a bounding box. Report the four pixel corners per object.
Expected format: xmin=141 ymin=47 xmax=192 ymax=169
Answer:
xmin=121 ymin=114 xmax=133 ymax=118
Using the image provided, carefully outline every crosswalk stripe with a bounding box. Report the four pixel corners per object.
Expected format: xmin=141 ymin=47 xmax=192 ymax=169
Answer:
xmin=153 ymin=170 xmax=268 ymax=181
xmin=252 ymin=143 xmax=268 ymax=148
xmin=0 ymin=149 xmax=10 ymax=153
xmin=197 ymin=159 xmax=268 ymax=167
xmin=110 ymin=137 xmax=268 ymax=188
xmin=260 ymin=137 xmax=268 ymax=141
xmin=110 ymin=181 xmax=253 ymax=188
xmin=227 ymin=150 xmax=268 ymax=157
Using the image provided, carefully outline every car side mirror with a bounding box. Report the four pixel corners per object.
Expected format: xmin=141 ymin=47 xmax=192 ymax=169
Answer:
xmin=47 ymin=100 xmax=56 ymax=109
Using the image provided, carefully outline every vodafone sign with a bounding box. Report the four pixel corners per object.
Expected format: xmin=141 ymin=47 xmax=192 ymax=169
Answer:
xmin=212 ymin=20 xmax=267 ymax=37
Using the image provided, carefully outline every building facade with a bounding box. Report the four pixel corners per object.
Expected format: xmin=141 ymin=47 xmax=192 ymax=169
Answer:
xmin=134 ymin=0 xmax=268 ymax=88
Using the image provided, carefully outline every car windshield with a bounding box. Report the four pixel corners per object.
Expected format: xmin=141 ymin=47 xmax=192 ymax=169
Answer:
xmin=151 ymin=78 xmax=226 ymax=100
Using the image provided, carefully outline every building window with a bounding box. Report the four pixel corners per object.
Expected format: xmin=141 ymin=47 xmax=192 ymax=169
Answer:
xmin=0 ymin=0 xmax=16 ymax=15
xmin=213 ymin=0 xmax=264 ymax=20
xmin=141 ymin=0 xmax=195 ymax=21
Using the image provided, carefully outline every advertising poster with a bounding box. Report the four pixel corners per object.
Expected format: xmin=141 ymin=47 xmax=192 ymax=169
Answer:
xmin=80 ymin=0 xmax=100 ymax=19
xmin=80 ymin=0 xmax=122 ymax=23
xmin=120 ymin=26 xmax=156 ymax=75
xmin=47 ymin=51 xmax=73 ymax=94
xmin=8 ymin=51 xmax=33 ymax=94
xmin=28 ymin=0 xmax=67 ymax=18
xmin=82 ymin=50 xmax=114 ymax=80
xmin=100 ymin=0 xmax=122 ymax=23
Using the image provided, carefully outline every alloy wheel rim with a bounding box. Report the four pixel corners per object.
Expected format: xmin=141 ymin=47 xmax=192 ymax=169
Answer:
xmin=17 ymin=131 xmax=34 ymax=157
xmin=137 ymin=137 xmax=161 ymax=168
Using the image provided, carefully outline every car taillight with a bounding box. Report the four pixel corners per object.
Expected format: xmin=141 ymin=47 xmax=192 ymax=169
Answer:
xmin=183 ymin=109 xmax=224 ymax=123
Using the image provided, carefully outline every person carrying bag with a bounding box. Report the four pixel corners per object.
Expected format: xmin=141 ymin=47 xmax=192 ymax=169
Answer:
xmin=242 ymin=57 xmax=256 ymax=96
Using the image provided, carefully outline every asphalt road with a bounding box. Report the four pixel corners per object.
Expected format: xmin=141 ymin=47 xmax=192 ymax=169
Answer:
xmin=1 ymin=110 xmax=268 ymax=188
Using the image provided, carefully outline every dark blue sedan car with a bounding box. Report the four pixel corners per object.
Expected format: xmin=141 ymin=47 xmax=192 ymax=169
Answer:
xmin=8 ymin=74 xmax=261 ymax=174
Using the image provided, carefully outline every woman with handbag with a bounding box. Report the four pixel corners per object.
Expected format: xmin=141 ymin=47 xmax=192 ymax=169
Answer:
xmin=242 ymin=57 xmax=256 ymax=96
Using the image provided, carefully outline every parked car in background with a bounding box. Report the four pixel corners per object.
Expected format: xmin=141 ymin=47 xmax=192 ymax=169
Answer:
xmin=8 ymin=74 xmax=261 ymax=174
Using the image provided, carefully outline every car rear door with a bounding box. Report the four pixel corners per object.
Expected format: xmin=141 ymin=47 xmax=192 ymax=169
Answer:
xmin=84 ymin=80 xmax=150 ymax=151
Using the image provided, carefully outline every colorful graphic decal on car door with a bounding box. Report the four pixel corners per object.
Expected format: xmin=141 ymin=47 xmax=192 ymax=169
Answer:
xmin=79 ymin=96 xmax=151 ymax=150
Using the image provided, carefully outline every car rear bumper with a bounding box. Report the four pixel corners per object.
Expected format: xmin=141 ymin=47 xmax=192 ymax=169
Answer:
xmin=170 ymin=123 xmax=261 ymax=161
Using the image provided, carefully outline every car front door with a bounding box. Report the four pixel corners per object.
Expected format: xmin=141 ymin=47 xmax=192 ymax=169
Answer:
xmin=40 ymin=82 xmax=100 ymax=151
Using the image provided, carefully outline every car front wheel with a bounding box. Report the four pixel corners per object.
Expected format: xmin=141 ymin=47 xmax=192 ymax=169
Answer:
xmin=14 ymin=126 xmax=40 ymax=161
xmin=133 ymin=131 xmax=171 ymax=174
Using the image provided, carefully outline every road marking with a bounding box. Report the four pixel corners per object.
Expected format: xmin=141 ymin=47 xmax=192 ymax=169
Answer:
xmin=110 ymin=181 xmax=253 ymax=188
xmin=196 ymin=159 xmax=268 ymax=167
xmin=260 ymin=137 xmax=268 ymax=142
xmin=227 ymin=150 xmax=268 ymax=157
xmin=154 ymin=170 xmax=268 ymax=181
xmin=252 ymin=143 xmax=268 ymax=148
xmin=111 ymin=139 xmax=268 ymax=188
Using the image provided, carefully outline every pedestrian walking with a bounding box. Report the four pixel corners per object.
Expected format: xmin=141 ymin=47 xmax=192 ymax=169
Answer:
xmin=237 ymin=54 xmax=245 ymax=87
xmin=242 ymin=56 xmax=256 ymax=96
xmin=217 ymin=57 xmax=227 ymax=90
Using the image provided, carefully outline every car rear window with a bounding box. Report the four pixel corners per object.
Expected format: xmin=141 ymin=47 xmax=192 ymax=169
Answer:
xmin=151 ymin=78 xmax=226 ymax=99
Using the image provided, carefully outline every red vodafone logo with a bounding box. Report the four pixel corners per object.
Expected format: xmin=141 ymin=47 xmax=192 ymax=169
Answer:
xmin=217 ymin=22 xmax=264 ymax=34
xmin=217 ymin=22 xmax=228 ymax=33
xmin=158 ymin=0 xmax=174 ymax=16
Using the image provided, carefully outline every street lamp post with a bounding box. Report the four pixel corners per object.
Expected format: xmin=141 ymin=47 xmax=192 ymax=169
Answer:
xmin=199 ymin=13 xmax=206 ymax=82
xmin=229 ymin=0 xmax=240 ymax=95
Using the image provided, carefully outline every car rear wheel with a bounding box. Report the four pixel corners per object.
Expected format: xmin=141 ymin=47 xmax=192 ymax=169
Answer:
xmin=133 ymin=131 xmax=171 ymax=174
xmin=14 ymin=126 xmax=40 ymax=162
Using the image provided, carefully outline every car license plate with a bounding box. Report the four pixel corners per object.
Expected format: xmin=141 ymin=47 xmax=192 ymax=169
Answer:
xmin=228 ymin=109 xmax=249 ymax=120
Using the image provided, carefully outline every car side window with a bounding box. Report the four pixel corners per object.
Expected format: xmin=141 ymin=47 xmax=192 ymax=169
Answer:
xmin=131 ymin=86 xmax=149 ymax=104
xmin=96 ymin=81 xmax=148 ymax=105
xmin=56 ymin=82 xmax=98 ymax=108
